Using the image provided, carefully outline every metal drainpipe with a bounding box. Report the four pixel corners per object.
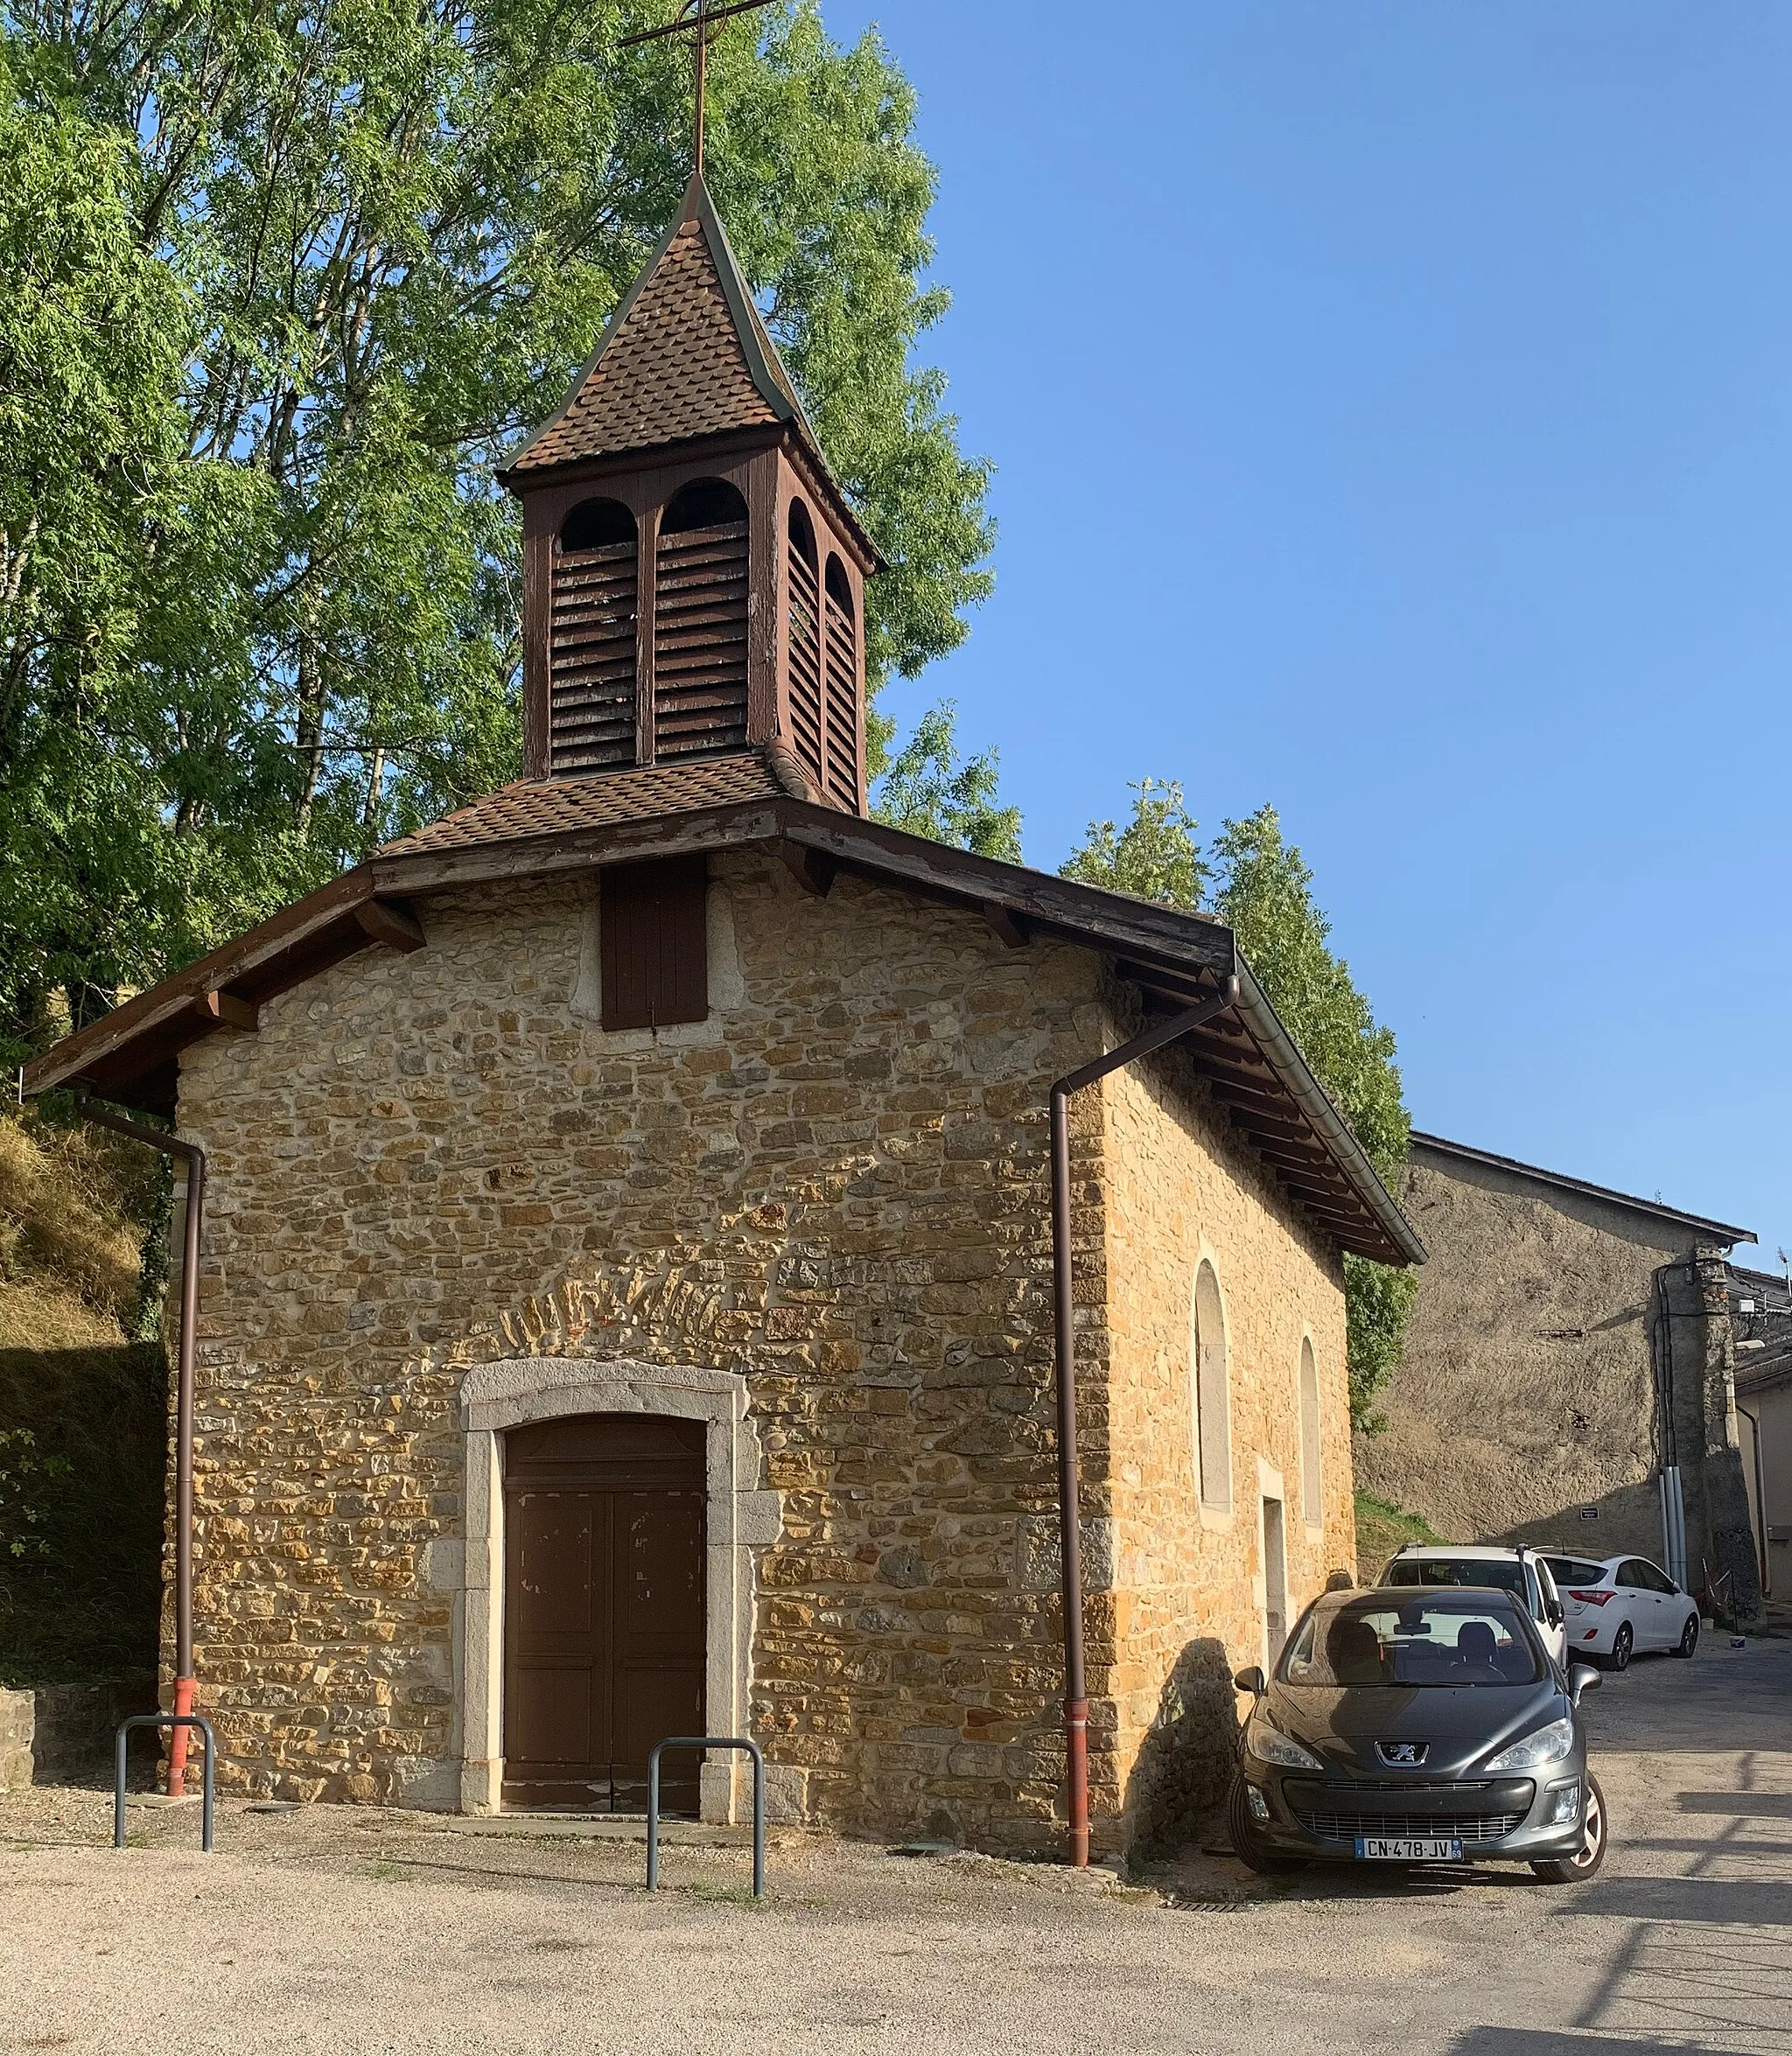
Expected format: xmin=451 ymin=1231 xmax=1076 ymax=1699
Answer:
xmin=1049 ymin=975 xmax=1239 ymax=1868
xmin=1736 ymin=1400 xmax=1769 ymax=1598
xmin=72 ymin=1095 xmax=206 ymax=1799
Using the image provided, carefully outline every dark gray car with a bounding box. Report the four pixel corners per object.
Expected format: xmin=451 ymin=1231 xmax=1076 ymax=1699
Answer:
xmin=1228 ymin=1585 xmax=1606 ymax=1883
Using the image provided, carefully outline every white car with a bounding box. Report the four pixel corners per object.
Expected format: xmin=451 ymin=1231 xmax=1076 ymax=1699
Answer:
xmin=1377 ymin=1544 xmax=1568 ymax=1668
xmin=1537 ymin=1551 xmax=1700 ymax=1670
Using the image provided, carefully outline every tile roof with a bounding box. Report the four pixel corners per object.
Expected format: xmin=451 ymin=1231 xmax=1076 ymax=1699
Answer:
xmin=506 ymin=177 xmax=817 ymax=476
xmin=376 ymin=755 xmax=788 ymax=857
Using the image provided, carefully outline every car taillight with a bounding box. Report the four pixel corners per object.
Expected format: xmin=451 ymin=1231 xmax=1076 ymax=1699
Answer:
xmin=1568 ymin=1590 xmax=1613 ymax=1606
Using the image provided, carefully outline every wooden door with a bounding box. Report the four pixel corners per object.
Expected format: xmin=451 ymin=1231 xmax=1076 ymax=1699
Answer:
xmin=503 ymin=1415 xmax=706 ymax=1813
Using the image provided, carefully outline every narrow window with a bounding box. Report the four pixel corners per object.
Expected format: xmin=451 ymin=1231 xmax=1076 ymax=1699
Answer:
xmin=1191 ymin=1261 xmax=1231 ymax=1511
xmin=1299 ymin=1338 xmax=1322 ymax=1527
xmin=550 ymin=498 xmax=639 ymax=775
xmin=785 ymin=500 xmax=823 ymax=791
xmin=654 ymin=478 xmax=749 ymax=760
xmin=822 ymin=554 xmax=859 ymax=809
xmin=599 ymin=857 xmax=709 ymax=1031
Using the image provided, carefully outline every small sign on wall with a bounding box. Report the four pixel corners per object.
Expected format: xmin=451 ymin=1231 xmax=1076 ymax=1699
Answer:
xmin=1578 ymin=1507 xmax=1600 ymax=1521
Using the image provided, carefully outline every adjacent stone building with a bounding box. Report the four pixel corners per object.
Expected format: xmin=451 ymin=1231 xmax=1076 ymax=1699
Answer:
xmin=24 ymin=174 xmax=1421 ymax=1857
xmin=1360 ymin=1132 xmax=1760 ymax=1618
xmin=1732 ymin=1262 xmax=1792 ymax=1612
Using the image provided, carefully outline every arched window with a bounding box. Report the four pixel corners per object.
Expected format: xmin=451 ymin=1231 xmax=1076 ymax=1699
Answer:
xmin=550 ymin=498 xmax=639 ymax=774
xmin=559 ymin=497 xmax=636 ymax=552
xmin=1191 ymin=1261 xmax=1230 ymax=1511
xmin=654 ymin=478 xmax=749 ymax=759
xmin=821 ymin=554 xmax=858 ymax=808
xmin=785 ymin=500 xmax=823 ymax=790
xmin=1299 ymin=1338 xmax=1322 ymax=1528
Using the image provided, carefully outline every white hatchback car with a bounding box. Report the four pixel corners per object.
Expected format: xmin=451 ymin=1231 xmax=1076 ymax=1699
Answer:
xmin=1536 ymin=1551 xmax=1700 ymax=1670
xmin=1376 ymin=1545 xmax=1567 ymax=1668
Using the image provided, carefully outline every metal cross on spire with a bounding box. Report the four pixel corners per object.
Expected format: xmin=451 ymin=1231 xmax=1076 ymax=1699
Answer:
xmin=620 ymin=0 xmax=780 ymax=180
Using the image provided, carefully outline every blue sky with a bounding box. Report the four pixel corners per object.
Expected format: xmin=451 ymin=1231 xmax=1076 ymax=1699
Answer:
xmin=822 ymin=1 xmax=1792 ymax=1262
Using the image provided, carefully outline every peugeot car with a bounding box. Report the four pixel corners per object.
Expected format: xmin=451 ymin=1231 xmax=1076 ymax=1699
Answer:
xmin=1228 ymin=1585 xmax=1606 ymax=1883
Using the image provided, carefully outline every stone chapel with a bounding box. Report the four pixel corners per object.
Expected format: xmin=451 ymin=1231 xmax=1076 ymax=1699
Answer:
xmin=25 ymin=173 xmax=1423 ymax=1859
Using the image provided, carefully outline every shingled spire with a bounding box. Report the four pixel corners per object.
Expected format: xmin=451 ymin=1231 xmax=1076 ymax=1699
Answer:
xmin=499 ymin=177 xmax=878 ymax=811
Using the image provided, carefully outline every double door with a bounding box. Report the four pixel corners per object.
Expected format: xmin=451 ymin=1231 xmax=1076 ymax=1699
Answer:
xmin=503 ymin=1414 xmax=706 ymax=1813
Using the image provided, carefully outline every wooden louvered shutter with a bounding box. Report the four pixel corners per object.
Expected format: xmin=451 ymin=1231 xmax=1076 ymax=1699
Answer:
xmin=654 ymin=513 xmax=749 ymax=760
xmin=822 ymin=572 xmax=860 ymax=810
xmin=550 ymin=535 xmax=639 ymax=774
xmin=786 ymin=537 xmax=824 ymax=794
xmin=600 ymin=857 xmax=709 ymax=1031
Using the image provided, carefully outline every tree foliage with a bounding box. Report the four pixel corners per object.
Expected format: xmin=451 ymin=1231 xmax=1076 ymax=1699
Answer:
xmin=0 ymin=1 xmax=992 ymax=1062
xmin=1062 ymin=785 xmax=1417 ymax=1427
xmin=1059 ymin=777 xmax=1210 ymax=911
xmin=872 ymin=700 xmax=1020 ymax=862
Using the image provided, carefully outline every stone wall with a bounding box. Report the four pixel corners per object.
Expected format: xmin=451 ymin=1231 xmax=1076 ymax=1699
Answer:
xmin=1097 ymin=1033 xmax=1352 ymax=1855
xmin=0 ymin=1681 xmax=159 ymax=1789
xmin=1363 ymin=1143 xmax=1760 ymax=1614
xmin=0 ymin=1689 xmax=29 ymax=1792
xmin=173 ymin=850 xmax=1352 ymax=1850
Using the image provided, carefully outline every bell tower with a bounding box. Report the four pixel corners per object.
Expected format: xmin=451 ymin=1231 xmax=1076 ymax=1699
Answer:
xmin=498 ymin=176 xmax=879 ymax=812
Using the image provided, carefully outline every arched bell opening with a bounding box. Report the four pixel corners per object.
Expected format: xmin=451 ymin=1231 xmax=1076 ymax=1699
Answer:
xmin=785 ymin=500 xmax=824 ymax=791
xmin=550 ymin=498 xmax=640 ymax=776
xmin=821 ymin=552 xmax=859 ymax=809
xmin=654 ymin=479 xmax=750 ymax=759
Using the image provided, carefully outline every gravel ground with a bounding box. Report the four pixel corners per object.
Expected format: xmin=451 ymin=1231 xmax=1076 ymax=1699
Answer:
xmin=1 ymin=1634 xmax=1787 ymax=2055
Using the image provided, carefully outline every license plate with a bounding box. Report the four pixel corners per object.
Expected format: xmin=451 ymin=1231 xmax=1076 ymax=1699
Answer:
xmin=1354 ymin=1835 xmax=1463 ymax=1862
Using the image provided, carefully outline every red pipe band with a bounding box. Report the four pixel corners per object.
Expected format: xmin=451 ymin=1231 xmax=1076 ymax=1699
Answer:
xmin=169 ymin=1675 xmax=194 ymax=1799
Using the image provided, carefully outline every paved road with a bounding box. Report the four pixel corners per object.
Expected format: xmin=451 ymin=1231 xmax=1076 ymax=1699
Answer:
xmin=0 ymin=1635 xmax=1787 ymax=2054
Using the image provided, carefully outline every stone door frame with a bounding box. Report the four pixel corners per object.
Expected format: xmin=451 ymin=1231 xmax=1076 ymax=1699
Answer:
xmin=455 ymin=1357 xmax=779 ymax=1822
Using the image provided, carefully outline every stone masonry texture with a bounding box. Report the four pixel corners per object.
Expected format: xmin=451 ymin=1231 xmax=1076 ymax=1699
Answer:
xmin=1362 ymin=1143 xmax=1760 ymax=1618
xmin=172 ymin=852 xmax=1357 ymax=1855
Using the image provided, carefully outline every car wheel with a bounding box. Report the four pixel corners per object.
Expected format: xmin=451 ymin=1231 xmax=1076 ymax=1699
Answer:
xmin=1226 ymin=1773 xmax=1308 ymax=1875
xmin=1672 ymin=1612 xmax=1698 ymax=1658
xmin=1606 ymin=1623 xmax=1632 ymax=1673
xmin=1530 ymin=1773 xmax=1607 ymax=1885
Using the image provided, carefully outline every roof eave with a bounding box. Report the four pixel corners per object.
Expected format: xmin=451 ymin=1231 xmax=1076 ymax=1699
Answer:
xmin=24 ymin=794 xmax=1418 ymax=1266
xmin=1233 ymin=962 xmax=1427 ymax=1268
xmin=1410 ymin=1132 xmax=1754 ymax=1248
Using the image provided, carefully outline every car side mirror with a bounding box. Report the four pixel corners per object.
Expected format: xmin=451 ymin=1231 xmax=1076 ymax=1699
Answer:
xmin=1547 ymin=1599 xmax=1564 ymax=1628
xmin=1570 ymin=1663 xmax=1600 ymax=1704
xmin=1233 ymin=1666 xmax=1266 ymax=1696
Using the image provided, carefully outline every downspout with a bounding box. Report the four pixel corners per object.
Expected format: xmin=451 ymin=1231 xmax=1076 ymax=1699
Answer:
xmin=1049 ymin=975 xmax=1239 ymax=1868
xmin=1736 ymin=1400 xmax=1769 ymax=1598
xmin=72 ymin=1095 xmax=205 ymax=1799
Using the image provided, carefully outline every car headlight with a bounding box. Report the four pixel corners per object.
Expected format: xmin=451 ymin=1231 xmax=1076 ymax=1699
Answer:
xmin=1485 ymin=1717 xmax=1574 ymax=1773
xmin=1247 ymin=1717 xmax=1325 ymax=1772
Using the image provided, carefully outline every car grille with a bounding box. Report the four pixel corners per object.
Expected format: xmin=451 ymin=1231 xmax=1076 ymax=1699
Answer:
xmin=1293 ymin=1808 xmax=1525 ymax=1844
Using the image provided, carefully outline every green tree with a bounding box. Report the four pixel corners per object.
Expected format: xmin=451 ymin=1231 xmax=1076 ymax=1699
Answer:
xmin=872 ymin=701 xmax=1021 ymax=861
xmin=1059 ymin=778 xmax=1209 ymax=909
xmin=1211 ymin=808 xmax=1418 ymax=1428
xmin=0 ymin=1 xmax=993 ymax=1060
xmin=1062 ymin=788 xmax=1416 ymax=1427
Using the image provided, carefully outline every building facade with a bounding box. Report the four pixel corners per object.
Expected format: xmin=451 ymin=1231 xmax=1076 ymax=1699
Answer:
xmin=1361 ymin=1132 xmax=1761 ymax=1618
xmin=26 ymin=175 xmax=1419 ymax=1857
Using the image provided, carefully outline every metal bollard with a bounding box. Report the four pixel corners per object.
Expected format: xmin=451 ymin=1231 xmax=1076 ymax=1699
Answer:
xmin=115 ymin=1713 xmax=217 ymax=1852
xmin=646 ymin=1737 xmax=765 ymax=1899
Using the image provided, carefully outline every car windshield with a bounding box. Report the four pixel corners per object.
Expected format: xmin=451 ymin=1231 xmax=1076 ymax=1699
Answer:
xmin=1543 ymin=1556 xmax=1606 ymax=1587
xmin=1282 ymin=1595 xmax=1546 ymax=1688
xmin=1384 ymin=1557 xmax=1528 ymax=1602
